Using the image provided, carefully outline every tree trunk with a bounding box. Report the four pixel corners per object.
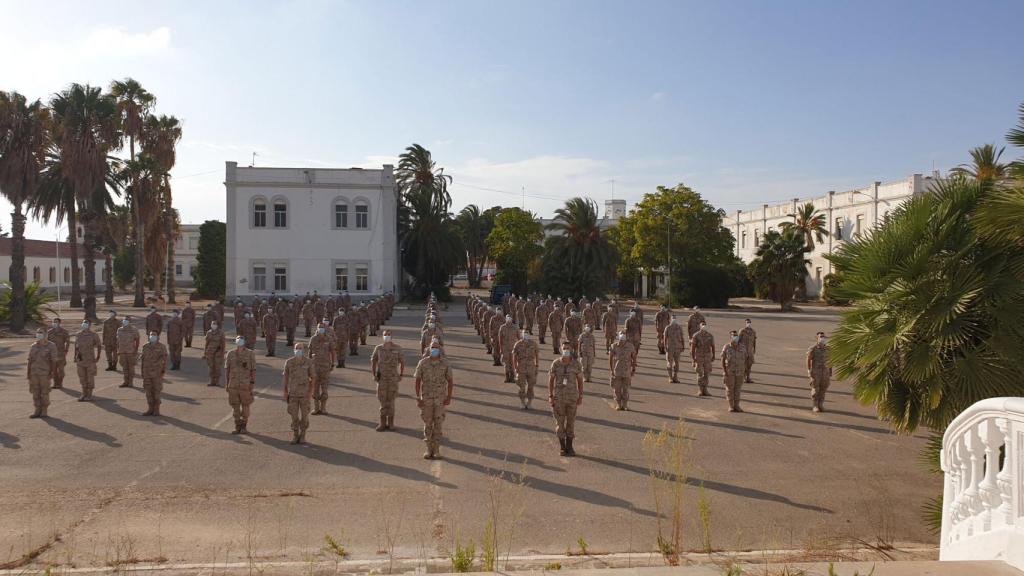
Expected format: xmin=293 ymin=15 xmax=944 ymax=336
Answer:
xmin=68 ymin=207 xmax=82 ymax=308
xmin=104 ymin=253 xmax=114 ymax=304
xmin=166 ymin=217 xmax=176 ymax=304
xmin=8 ymin=207 xmax=27 ymax=333
xmin=132 ymin=196 xmax=146 ymax=307
xmin=82 ymin=216 xmax=98 ymax=322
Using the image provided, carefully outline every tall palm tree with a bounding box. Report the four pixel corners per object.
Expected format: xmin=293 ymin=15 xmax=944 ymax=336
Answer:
xmin=950 ymin=143 xmax=1008 ymax=184
xmin=396 ymin=143 xmax=452 ymax=230
xmin=1008 ymin=103 xmax=1024 ymax=180
xmin=543 ymin=197 xmax=618 ymax=298
xmin=454 ymin=204 xmax=499 ymax=288
xmin=142 ymin=114 xmax=182 ymax=303
xmin=0 ymin=91 xmax=50 ymax=332
xmin=748 ymin=230 xmax=809 ymax=311
xmin=779 ymin=202 xmax=828 ymax=251
xmin=50 ymin=84 xmax=121 ymax=321
xmin=96 ymin=203 xmax=131 ymax=304
xmin=110 ymin=78 xmax=155 ymax=307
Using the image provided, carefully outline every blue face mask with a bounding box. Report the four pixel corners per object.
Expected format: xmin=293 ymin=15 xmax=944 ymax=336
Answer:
xmin=430 ymin=348 xmax=441 ymax=358
xmin=318 ymin=327 xmax=326 ymax=334
xmin=294 ymin=348 xmax=303 ymax=357
xmin=237 ymin=338 xmax=246 ymax=347
xmin=149 ymin=335 xmax=158 ymax=343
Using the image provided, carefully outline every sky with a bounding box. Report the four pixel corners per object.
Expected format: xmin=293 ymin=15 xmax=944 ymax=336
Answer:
xmin=2 ymin=0 xmax=1023 ymax=241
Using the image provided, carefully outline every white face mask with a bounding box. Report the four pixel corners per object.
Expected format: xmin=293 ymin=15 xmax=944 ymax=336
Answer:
xmin=82 ymin=322 xmax=90 ymax=329
xmin=732 ymin=335 xmax=740 ymax=343
xmin=35 ymin=333 xmax=44 ymax=341
xmin=149 ymin=335 xmax=158 ymax=343
xmin=670 ymin=318 xmax=677 ymax=324
xmin=522 ymin=333 xmax=529 ymax=340
xmin=236 ymin=339 xmax=245 ymax=348
xmin=505 ymin=316 xmax=512 ymax=323
xmin=52 ymin=321 xmax=60 ymax=328
xmin=584 ymin=326 xmax=591 ymax=332
xmin=211 ymin=323 xmax=218 ymax=330
xmin=629 ymin=312 xmax=636 ymax=317
xmin=428 ymin=323 xmax=435 ymax=329
xmin=618 ymin=335 xmax=626 ymax=342
xmin=318 ymin=327 xmax=326 ymax=334
xmin=383 ymin=335 xmax=392 ymax=343
xmin=294 ymin=348 xmax=304 ymax=357
xmin=745 ymin=321 xmax=752 ymax=327
xmin=173 ymin=312 xmax=180 ymax=318
xmin=109 ymin=312 xmax=116 ymax=318
xmin=122 ymin=319 xmax=130 ymax=327
xmin=818 ymin=337 xmax=827 ymax=344
xmin=562 ymin=350 xmax=572 ymax=358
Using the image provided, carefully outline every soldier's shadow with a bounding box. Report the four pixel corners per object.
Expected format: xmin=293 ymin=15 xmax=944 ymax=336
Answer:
xmin=43 ymin=417 xmax=121 ymax=448
xmin=89 ymin=397 xmax=253 ymax=444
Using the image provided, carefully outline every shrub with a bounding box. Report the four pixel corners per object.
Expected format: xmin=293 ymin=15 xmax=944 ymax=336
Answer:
xmin=820 ymin=273 xmax=849 ymax=306
xmin=670 ymin=263 xmax=734 ymax=308
xmin=0 ymin=282 xmax=56 ymax=323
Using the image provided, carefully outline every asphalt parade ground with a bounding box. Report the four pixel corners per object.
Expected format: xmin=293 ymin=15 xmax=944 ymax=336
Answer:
xmin=0 ymin=298 xmax=938 ymax=569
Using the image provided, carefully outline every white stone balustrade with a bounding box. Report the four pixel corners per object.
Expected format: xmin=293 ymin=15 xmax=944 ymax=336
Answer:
xmin=940 ymin=397 xmax=1024 ymax=570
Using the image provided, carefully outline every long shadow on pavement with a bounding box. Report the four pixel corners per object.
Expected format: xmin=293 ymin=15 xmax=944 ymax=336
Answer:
xmin=89 ymin=397 xmax=253 ymax=445
xmin=42 ymin=416 xmax=122 ymax=447
xmin=0 ymin=430 xmax=21 ymax=449
xmin=578 ymin=454 xmax=833 ymax=514
xmin=245 ymin=431 xmax=457 ymax=488
xmin=625 ymin=408 xmax=804 ymax=439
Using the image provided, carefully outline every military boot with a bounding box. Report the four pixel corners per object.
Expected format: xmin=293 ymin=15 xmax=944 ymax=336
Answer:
xmin=143 ymin=404 xmax=154 ymax=416
xmin=376 ymin=416 xmax=387 ymax=432
xmin=385 ymin=415 xmax=394 ymax=430
xmin=566 ymin=437 xmax=576 ymax=457
xmin=432 ymin=444 xmax=442 ymax=460
xmin=291 ymin=430 xmax=301 ymax=445
xmin=423 ymin=447 xmax=433 ymax=459
xmin=29 ymin=407 xmax=41 ymax=419
xmin=311 ymin=400 xmax=322 ymax=415
xmin=298 ymin=430 xmax=306 ymax=444
xmin=39 ymin=407 xmax=48 ymax=418
xmin=231 ymin=420 xmax=243 ymax=434
xmin=559 ymin=437 xmax=568 ymax=456
xmin=152 ymin=404 xmax=161 ymax=417
xmin=239 ymin=419 xmax=248 ymax=434
xmin=667 ymin=368 xmax=674 ymax=382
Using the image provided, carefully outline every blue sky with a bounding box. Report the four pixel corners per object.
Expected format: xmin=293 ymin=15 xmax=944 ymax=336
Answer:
xmin=2 ymin=0 xmax=1023 ymax=240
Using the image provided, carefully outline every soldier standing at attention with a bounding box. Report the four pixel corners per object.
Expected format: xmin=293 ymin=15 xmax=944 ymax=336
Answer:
xmin=608 ymin=333 xmax=636 ymax=410
xmin=655 ymin=305 xmax=671 ymax=355
xmin=582 ymin=303 xmax=597 ymax=335
xmin=739 ymin=319 xmax=757 ymax=383
xmin=663 ymin=316 xmax=685 ymax=383
xmin=686 ymin=306 xmax=705 ymax=339
xmin=624 ymin=309 xmax=642 ymax=364
xmin=27 ymin=329 xmax=58 ymax=418
xmin=204 ymin=319 xmax=226 ymax=387
xmin=74 ymin=320 xmax=102 ymax=401
xmin=563 ymin=310 xmax=583 ymax=355
xmin=301 ymin=299 xmax=315 ymax=338
xmin=141 ymin=331 xmax=168 ymax=416
xmin=283 ymin=300 xmax=298 ymax=347
xmin=535 ymin=299 xmax=551 ymax=344
xmin=371 ymin=330 xmax=405 ymax=431
xmin=181 ymin=302 xmax=196 ymax=347
xmin=601 ymin=305 xmax=617 ymax=351
xmin=116 ymin=316 xmax=140 ymax=388
xmin=262 ymin=307 xmax=279 ymax=357
xmin=498 ymin=314 xmax=520 ymax=383
xmin=145 ymin=306 xmax=163 ymax=336
xmin=283 ymin=342 xmax=314 ymax=444
xmin=238 ymin=311 xmax=258 ymax=351
xmin=578 ymin=324 xmax=597 ymax=383
xmin=348 ymin=307 xmax=363 ymax=356
xmin=102 ymin=310 xmax=120 ymax=370
xmin=415 ymin=343 xmax=454 ymax=460
xmin=689 ymin=321 xmax=714 ymax=397
xmin=332 ymin=312 xmax=349 ymax=368
xmin=721 ymin=330 xmax=748 ymax=413
xmin=309 ymin=321 xmax=335 ymax=415
xmin=512 ymin=329 xmax=540 ymax=409
xmin=202 ymin=304 xmax=216 ymax=334
xmin=547 ymin=305 xmax=565 ymax=355
xmin=166 ymin=310 xmax=184 ymax=370
xmin=806 ymin=332 xmax=831 ymax=412
xmin=225 ymin=336 xmax=256 ymax=433
xmin=524 ymin=297 xmax=537 ymax=335
xmin=46 ymin=317 xmax=70 ymax=389
xmin=548 ymin=341 xmax=583 ymax=456
xmin=488 ymin=311 xmax=504 ymax=367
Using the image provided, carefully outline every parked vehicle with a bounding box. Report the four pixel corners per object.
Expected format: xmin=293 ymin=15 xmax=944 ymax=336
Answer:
xmin=490 ymin=284 xmax=512 ymax=304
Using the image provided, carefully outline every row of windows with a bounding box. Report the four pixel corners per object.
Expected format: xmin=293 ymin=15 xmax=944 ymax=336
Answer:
xmin=28 ymin=266 xmax=110 ymax=284
xmin=251 ymin=197 xmax=371 ymax=230
xmin=249 ymin=262 xmax=372 ymax=293
xmin=174 ymin=264 xmax=196 ymax=278
xmin=738 ymin=211 xmax=893 ymax=250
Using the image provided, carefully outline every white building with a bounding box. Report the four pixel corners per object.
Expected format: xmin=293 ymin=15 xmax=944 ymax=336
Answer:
xmin=0 ymin=237 xmax=106 ymax=295
xmin=172 ymin=223 xmax=201 ymax=287
xmin=224 ymin=162 xmax=400 ymax=300
xmin=722 ymin=172 xmax=940 ymax=298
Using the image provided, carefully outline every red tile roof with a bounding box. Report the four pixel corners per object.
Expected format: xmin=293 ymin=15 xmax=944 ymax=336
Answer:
xmin=0 ymin=238 xmax=106 ymax=260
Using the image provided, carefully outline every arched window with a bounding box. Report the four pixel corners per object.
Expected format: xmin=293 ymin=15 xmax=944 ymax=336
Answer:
xmin=272 ymin=196 xmax=288 ymax=228
xmin=252 ymin=196 xmax=268 ymax=228
xmin=32 ymin=266 xmax=40 ymax=283
xmin=333 ymin=197 xmax=350 ymax=228
xmin=63 ymin=267 xmax=70 ymax=283
xmin=49 ymin=267 xmax=56 ymax=283
xmin=354 ymin=198 xmax=369 ymax=229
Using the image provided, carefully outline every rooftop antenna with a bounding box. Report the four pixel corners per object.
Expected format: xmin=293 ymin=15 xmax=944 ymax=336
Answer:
xmin=250 ymin=151 xmax=258 ymax=167
xmin=522 ymin=185 xmax=526 ymax=210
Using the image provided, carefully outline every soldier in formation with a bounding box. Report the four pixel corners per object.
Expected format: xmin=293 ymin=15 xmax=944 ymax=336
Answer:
xmin=309 ymin=320 xmax=335 ymax=415
xmin=102 ymin=311 xmax=119 ymax=370
xmin=27 ymin=329 xmax=58 ymax=418
xmin=181 ymin=302 xmax=196 ymax=347
xmin=662 ymin=315 xmax=685 ymax=383
xmin=167 ymin=309 xmax=184 ymax=370
xmin=283 ymin=342 xmax=314 ymax=444
xmin=512 ymin=328 xmax=539 ymax=409
xmin=141 ymin=331 xmax=168 ymax=416
xmin=740 ymin=318 xmax=756 ymax=383
xmin=371 ymin=329 xmax=405 ymax=431
xmin=498 ymin=314 xmax=519 ymax=382
xmin=74 ymin=319 xmax=102 ymax=401
xmin=689 ymin=320 xmax=714 ymax=396
xmin=415 ymin=340 xmax=454 ymax=460
xmin=46 ymin=317 xmax=70 ymax=389
xmin=807 ymin=331 xmax=831 ymax=412
xmin=721 ymin=329 xmax=748 ymax=413
xmin=548 ymin=340 xmax=583 ymax=456
xmin=609 ymin=332 xmax=636 ymax=410
xmin=578 ymin=324 xmax=596 ymax=382
xmin=226 ymin=335 xmax=256 ymax=433
xmin=117 ymin=316 xmax=140 ymax=388
xmin=204 ymin=318 xmax=225 ymax=387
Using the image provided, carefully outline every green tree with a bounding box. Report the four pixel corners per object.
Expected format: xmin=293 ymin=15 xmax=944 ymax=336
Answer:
xmin=396 ymin=144 xmax=463 ymax=297
xmin=454 ymin=204 xmax=500 ymax=288
xmin=779 ymin=202 xmax=828 ymax=251
xmin=949 ymin=143 xmax=1008 ymax=184
xmin=50 ymin=83 xmax=120 ymax=320
xmin=0 ymin=91 xmax=50 ymax=332
xmin=194 ymin=220 xmax=226 ymax=299
xmin=747 ymin=230 xmax=809 ymax=311
xmin=110 ymin=78 xmax=155 ymax=307
xmin=113 ymin=244 xmax=136 ymax=291
xmin=141 ymin=114 xmax=182 ymax=303
xmin=540 ymin=197 xmax=618 ymax=298
xmin=486 ymin=207 xmax=543 ymax=295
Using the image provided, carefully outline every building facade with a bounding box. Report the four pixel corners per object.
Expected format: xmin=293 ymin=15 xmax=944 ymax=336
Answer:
xmin=722 ymin=172 xmax=940 ymax=298
xmin=537 ymin=198 xmax=627 ymax=239
xmin=172 ymin=223 xmax=201 ymax=287
xmin=0 ymin=238 xmax=106 ymax=295
xmin=224 ymin=162 xmax=400 ymax=300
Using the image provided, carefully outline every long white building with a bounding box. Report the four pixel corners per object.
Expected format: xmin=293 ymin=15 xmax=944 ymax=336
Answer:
xmin=224 ymin=162 xmax=400 ymax=300
xmin=722 ymin=172 xmax=941 ymax=298
xmin=0 ymin=237 xmax=106 ymax=294
xmin=172 ymin=223 xmax=200 ymax=287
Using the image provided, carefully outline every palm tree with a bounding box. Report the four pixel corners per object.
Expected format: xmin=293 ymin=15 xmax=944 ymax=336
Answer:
xmin=779 ymin=202 xmax=828 ymax=251
xmin=747 ymin=230 xmax=809 ymax=311
xmin=1008 ymin=103 xmax=1024 ymax=179
xmin=950 ymin=143 xmax=1008 ymax=184
xmin=96 ymin=204 xmax=131 ymax=303
xmin=395 ymin=144 xmax=461 ymax=295
xmin=110 ymin=78 xmax=155 ymax=307
xmin=142 ymin=114 xmax=182 ymax=303
xmin=50 ymin=84 xmax=121 ymax=321
xmin=0 ymin=91 xmax=50 ymax=333
xmin=454 ymin=204 xmax=499 ymax=288
xmin=543 ymin=197 xmax=618 ymax=298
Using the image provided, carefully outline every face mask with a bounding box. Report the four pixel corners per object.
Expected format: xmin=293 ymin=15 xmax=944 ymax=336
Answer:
xmin=294 ymin=348 xmax=304 ymax=357
xmin=122 ymin=319 xmax=130 ymax=327
xmin=629 ymin=312 xmax=636 ymax=317
xmin=236 ymin=339 xmax=245 ymax=347
xmin=81 ymin=322 xmax=89 ymax=330
xmin=52 ymin=321 xmax=59 ymax=328
xmin=428 ymin=323 xmax=435 ymax=329
xmin=383 ymin=335 xmax=392 ymax=343
xmin=505 ymin=316 xmax=512 ymax=322
xmin=35 ymin=333 xmax=44 ymax=341
xmin=700 ymin=325 xmax=707 ymax=332
xmin=522 ymin=333 xmax=529 ymax=340
xmin=819 ymin=337 xmax=827 ymax=344
xmin=173 ymin=313 xmax=180 ymax=318
xmin=562 ymin=350 xmax=572 ymax=358
xmin=584 ymin=326 xmax=591 ymax=332
xmin=211 ymin=323 xmax=219 ymax=330
xmin=430 ymin=348 xmax=440 ymax=358
xmin=186 ymin=303 xmax=191 ymax=307
xmin=149 ymin=308 xmax=155 ymax=313
xmin=745 ymin=321 xmax=752 ymax=327
xmin=149 ymin=335 xmax=158 ymax=343
xmin=732 ymin=335 xmax=740 ymax=343
xmin=572 ymin=312 xmax=579 ymax=318
xmin=318 ymin=327 xmax=326 ymax=334
xmin=618 ymin=335 xmax=626 ymax=342
xmin=246 ymin=313 xmax=252 ymax=319
xmin=671 ymin=318 xmax=677 ymax=324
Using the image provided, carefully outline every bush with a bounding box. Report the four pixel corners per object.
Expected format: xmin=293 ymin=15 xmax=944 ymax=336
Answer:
xmin=670 ymin=264 xmax=734 ymax=308
xmin=0 ymin=282 xmax=56 ymax=323
xmin=821 ymin=273 xmax=850 ymax=306
xmin=113 ymin=245 xmax=135 ymax=290
xmin=194 ymin=220 xmax=226 ymax=299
